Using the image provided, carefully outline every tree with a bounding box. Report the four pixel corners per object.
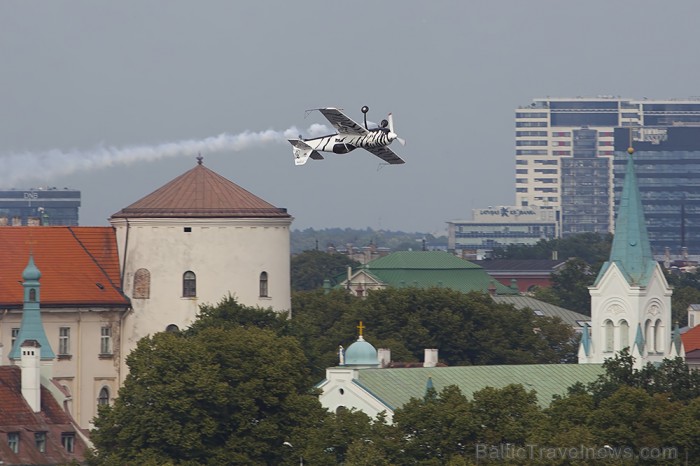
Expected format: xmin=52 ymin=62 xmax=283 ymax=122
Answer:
xmin=668 ymin=285 xmax=700 ymax=327
xmin=393 ymin=385 xmax=475 ymax=463
xmin=90 ymin=325 xmax=328 ymax=465
xmin=291 ymin=250 xmax=361 ymax=291
xmin=492 ymin=232 xmax=612 ymax=266
xmin=356 ymin=288 xmax=577 ymax=366
xmin=470 ymin=384 xmax=543 ymax=447
xmin=550 ymin=258 xmax=595 ymax=315
xmin=289 ymin=287 xmax=578 ymax=378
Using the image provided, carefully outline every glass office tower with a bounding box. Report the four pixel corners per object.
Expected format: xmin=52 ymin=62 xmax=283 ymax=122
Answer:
xmin=516 ymin=97 xmax=700 ymax=238
xmin=0 ymin=188 xmax=81 ymax=226
xmin=613 ymin=126 xmax=700 ymax=255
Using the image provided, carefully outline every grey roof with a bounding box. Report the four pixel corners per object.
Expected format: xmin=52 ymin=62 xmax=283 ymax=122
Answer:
xmin=472 ymin=259 xmax=567 ymax=273
xmin=492 ymin=295 xmax=590 ymax=328
xmin=352 ymin=364 xmax=604 ymax=410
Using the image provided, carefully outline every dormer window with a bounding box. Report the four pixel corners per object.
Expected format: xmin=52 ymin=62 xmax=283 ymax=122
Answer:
xmin=35 ymin=432 xmax=46 ymax=453
xmin=61 ymin=433 xmax=75 ymax=453
xmin=8 ymin=432 xmax=19 ymax=453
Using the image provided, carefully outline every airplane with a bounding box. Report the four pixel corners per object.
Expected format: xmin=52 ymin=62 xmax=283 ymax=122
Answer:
xmin=288 ymin=106 xmax=406 ymax=166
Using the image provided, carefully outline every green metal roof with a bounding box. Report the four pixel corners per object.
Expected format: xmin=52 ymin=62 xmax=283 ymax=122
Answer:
xmin=353 ymin=251 xmax=517 ymax=295
xmin=596 ymin=152 xmax=656 ymax=287
xmin=367 ymin=251 xmax=482 ymax=269
xmin=353 ymin=364 xmax=604 ymax=410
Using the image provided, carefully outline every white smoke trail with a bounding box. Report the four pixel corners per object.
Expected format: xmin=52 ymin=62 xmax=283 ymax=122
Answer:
xmin=0 ymin=123 xmax=330 ymax=187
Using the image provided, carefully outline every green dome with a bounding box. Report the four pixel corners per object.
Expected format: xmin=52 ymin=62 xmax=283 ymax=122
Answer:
xmin=344 ymin=336 xmax=379 ymax=366
xmin=22 ymin=255 xmax=41 ymax=281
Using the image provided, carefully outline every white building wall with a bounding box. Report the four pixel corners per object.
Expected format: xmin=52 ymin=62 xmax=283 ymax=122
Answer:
xmin=586 ymin=263 xmax=672 ymax=367
xmin=0 ymin=308 xmax=123 ymax=428
xmin=318 ymin=368 xmax=394 ymax=422
xmin=112 ymin=216 xmax=292 ymax=373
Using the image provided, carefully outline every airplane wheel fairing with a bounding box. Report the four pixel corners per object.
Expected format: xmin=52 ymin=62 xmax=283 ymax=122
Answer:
xmin=361 ymin=106 xmax=369 ymax=114
xmin=380 ymin=119 xmax=389 ymax=128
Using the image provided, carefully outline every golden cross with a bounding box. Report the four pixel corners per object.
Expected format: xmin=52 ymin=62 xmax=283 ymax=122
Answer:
xmin=357 ymin=321 xmax=365 ymax=337
xmin=25 ymin=238 xmax=38 ymax=254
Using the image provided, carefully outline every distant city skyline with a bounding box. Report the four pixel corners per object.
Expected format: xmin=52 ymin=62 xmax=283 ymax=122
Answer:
xmin=2 ymin=2 xmax=700 ymax=233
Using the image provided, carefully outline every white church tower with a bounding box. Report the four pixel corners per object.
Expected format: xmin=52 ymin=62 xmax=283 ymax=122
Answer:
xmin=580 ymin=147 xmax=676 ymax=368
xmin=110 ymin=156 xmax=293 ymax=371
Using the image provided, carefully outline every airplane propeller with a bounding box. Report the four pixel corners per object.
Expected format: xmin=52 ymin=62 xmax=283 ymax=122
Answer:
xmin=387 ymin=113 xmax=406 ymax=146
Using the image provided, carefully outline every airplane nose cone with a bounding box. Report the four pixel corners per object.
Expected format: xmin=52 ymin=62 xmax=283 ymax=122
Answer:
xmin=388 ymin=132 xmax=398 ymax=141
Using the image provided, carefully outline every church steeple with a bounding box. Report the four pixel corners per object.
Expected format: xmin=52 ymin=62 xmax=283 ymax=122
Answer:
xmin=582 ymin=145 xmax=677 ymax=367
xmin=599 ymin=147 xmax=655 ymax=286
xmin=9 ymin=254 xmax=56 ymax=360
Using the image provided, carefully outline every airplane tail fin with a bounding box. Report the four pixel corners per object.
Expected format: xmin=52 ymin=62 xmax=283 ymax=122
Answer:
xmin=289 ymin=139 xmax=323 ymax=166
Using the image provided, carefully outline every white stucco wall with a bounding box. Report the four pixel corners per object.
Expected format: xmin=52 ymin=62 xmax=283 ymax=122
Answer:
xmin=111 ymin=216 xmax=292 ymax=369
xmin=0 ymin=308 xmax=123 ymax=429
xmin=318 ymin=368 xmax=393 ymax=423
xmin=586 ymin=263 xmax=673 ymax=366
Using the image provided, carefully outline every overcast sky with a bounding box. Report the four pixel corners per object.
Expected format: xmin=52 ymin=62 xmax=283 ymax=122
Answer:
xmin=1 ymin=1 xmax=699 ymax=235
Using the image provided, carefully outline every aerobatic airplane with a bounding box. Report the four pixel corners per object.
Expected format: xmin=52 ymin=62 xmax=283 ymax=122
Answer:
xmin=288 ymin=106 xmax=406 ymax=166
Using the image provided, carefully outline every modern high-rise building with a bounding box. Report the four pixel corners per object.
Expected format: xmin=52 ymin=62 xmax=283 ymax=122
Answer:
xmin=447 ymin=205 xmax=557 ymax=259
xmin=0 ymin=188 xmax=80 ymax=226
xmin=515 ymin=96 xmax=700 ymax=238
xmin=614 ymin=126 xmax=700 ymax=256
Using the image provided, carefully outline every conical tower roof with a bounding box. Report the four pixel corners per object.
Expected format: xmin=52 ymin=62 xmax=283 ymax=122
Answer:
xmin=111 ymin=158 xmax=290 ymax=219
xmin=595 ymin=148 xmax=656 ymax=286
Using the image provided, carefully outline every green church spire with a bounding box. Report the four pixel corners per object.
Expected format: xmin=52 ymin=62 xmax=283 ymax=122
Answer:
xmin=9 ymin=254 xmax=56 ymax=360
xmin=596 ymin=147 xmax=656 ymax=286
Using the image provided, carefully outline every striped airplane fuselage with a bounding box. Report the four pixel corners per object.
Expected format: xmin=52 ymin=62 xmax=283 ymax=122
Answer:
xmin=304 ymin=130 xmax=392 ymax=154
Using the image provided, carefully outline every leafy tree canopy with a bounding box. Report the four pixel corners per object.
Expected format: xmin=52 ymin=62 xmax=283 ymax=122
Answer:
xmin=90 ymin=318 xmax=325 ymax=465
xmin=492 ymin=232 xmax=612 ymax=267
xmin=291 ymin=250 xmax=361 ymax=291
xmin=291 ymin=287 xmax=578 ymax=379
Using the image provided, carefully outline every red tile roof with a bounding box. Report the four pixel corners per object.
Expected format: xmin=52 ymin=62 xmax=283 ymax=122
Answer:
xmin=0 ymin=226 xmax=129 ymax=308
xmin=0 ymin=366 xmax=87 ymax=464
xmin=111 ymin=161 xmax=290 ymax=218
xmin=682 ymin=325 xmax=700 ymax=353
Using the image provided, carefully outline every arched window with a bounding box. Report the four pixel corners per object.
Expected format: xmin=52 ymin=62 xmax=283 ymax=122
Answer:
xmin=654 ymin=319 xmax=663 ymax=353
xmin=133 ymin=268 xmax=151 ymax=299
xmin=259 ymin=272 xmax=269 ymax=297
xmin=165 ymin=324 xmax=180 ymax=333
xmin=29 ymin=288 xmax=36 ymax=302
xmin=604 ymin=320 xmax=614 ymax=352
xmin=97 ymin=387 xmax=110 ymax=407
xmin=645 ymin=319 xmax=653 ymax=352
xmin=619 ymin=320 xmax=630 ymax=350
xmin=183 ymin=271 xmax=196 ymax=297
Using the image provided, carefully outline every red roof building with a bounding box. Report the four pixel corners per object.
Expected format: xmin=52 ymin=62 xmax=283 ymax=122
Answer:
xmin=0 ymin=363 xmax=88 ymax=464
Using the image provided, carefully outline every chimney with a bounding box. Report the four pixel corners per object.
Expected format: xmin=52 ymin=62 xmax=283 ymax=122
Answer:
xmin=423 ymin=348 xmax=438 ymax=368
xmin=21 ymin=339 xmax=41 ymax=412
xmin=378 ymin=348 xmax=391 ymax=368
xmin=488 ymin=281 xmax=497 ymax=296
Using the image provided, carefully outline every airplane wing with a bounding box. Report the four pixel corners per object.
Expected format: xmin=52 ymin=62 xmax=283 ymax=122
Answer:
xmin=365 ymin=145 xmax=405 ymax=165
xmin=318 ymin=108 xmax=369 ymax=136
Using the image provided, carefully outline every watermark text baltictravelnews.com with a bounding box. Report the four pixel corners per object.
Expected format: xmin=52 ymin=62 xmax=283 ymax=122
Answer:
xmin=476 ymin=443 xmax=678 ymax=461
